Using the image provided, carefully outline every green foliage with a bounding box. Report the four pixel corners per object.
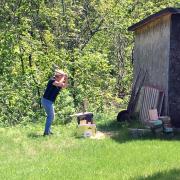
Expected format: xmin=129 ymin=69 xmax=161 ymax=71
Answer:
xmin=0 ymin=0 xmax=179 ymax=125
xmin=55 ymin=89 xmax=75 ymax=124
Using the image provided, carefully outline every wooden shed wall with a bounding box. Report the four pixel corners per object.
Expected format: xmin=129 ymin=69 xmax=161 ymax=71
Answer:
xmin=133 ymin=15 xmax=171 ymax=114
xmin=169 ymin=14 xmax=180 ymax=127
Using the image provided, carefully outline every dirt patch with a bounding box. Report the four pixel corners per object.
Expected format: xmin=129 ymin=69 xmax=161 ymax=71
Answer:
xmin=90 ymin=131 xmax=119 ymax=139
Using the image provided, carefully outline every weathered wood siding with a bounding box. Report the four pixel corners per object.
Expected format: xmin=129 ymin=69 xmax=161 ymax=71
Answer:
xmin=169 ymin=14 xmax=180 ymax=127
xmin=133 ymin=15 xmax=171 ymax=115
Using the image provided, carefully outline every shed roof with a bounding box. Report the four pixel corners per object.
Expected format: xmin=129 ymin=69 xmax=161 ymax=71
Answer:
xmin=128 ymin=7 xmax=180 ymax=31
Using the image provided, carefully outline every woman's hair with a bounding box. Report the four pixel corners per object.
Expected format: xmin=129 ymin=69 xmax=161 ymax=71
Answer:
xmin=54 ymin=69 xmax=65 ymax=77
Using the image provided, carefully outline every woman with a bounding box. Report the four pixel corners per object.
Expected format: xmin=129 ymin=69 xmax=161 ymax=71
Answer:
xmin=41 ymin=70 xmax=68 ymax=136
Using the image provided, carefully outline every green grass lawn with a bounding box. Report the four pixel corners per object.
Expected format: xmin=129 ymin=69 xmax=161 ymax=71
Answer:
xmin=1 ymin=113 xmax=180 ymax=180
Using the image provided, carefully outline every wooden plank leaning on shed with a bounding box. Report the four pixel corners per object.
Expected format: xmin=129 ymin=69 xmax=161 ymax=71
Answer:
xmin=134 ymin=86 xmax=164 ymax=123
xmin=127 ymin=68 xmax=148 ymax=116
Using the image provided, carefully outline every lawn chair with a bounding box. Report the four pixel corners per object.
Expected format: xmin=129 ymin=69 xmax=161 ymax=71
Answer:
xmin=146 ymin=109 xmax=163 ymax=134
xmin=147 ymin=109 xmax=173 ymax=135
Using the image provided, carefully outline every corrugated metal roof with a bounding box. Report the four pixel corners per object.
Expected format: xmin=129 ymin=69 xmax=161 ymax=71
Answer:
xmin=128 ymin=7 xmax=180 ymax=31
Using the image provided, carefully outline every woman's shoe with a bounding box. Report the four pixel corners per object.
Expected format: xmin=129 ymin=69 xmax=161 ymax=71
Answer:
xmin=43 ymin=132 xmax=49 ymax=136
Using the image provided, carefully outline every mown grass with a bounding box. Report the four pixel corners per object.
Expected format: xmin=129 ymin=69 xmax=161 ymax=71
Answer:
xmin=1 ymin=112 xmax=180 ymax=180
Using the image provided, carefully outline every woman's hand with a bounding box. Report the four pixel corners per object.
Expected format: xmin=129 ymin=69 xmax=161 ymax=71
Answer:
xmin=53 ymin=81 xmax=64 ymax=87
xmin=62 ymin=74 xmax=68 ymax=88
xmin=53 ymin=74 xmax=68 ymax=88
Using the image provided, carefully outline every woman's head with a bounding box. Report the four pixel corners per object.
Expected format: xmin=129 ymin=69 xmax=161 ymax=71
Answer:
xmin=54 ymin=69 xmax=66 ymax=81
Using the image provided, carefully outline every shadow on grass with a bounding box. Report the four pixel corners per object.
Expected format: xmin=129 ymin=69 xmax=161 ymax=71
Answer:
xmin=97 ymin=120 xmax=180 ymax=143
xmin=136 ymin=168 xmax=180 ymax=180
xmin=27 ymin=132 xmax=43 ymax=139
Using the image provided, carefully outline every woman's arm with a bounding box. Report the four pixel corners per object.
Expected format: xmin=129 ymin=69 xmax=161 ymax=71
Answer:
xmin=62 ymin=75 xmax=68 ymax=88
xmin=53 ymin=76 xmax=65 ymax=87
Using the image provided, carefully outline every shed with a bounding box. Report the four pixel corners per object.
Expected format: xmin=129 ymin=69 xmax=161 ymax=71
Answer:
xmin=128 ymin=7 xmax=180 ymax=127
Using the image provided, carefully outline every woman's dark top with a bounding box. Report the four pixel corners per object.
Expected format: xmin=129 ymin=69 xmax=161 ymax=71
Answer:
xmin=43 ymin=78 xmax=62 ymax=102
